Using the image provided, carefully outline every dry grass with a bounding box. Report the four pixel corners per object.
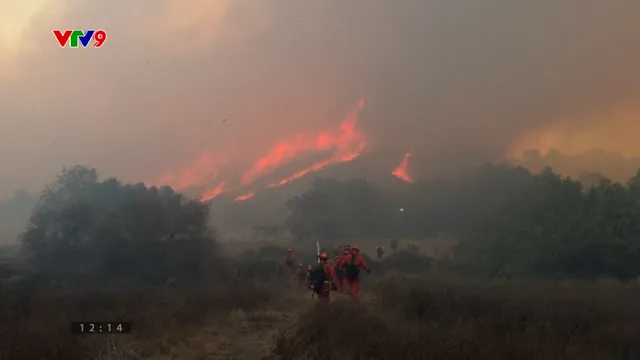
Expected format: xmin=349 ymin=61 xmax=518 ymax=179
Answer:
xmin=269 ymin=275 xmax=640 ymax=360
xmin=0 ymin=281 xmax=309 ymax=360
xmin=3 ymin=251 xmax=639 ymax=360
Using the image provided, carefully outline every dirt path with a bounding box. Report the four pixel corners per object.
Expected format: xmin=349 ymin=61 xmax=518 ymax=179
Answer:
xmin=206 ymin=287 xmax=368 ymax=359
xmin=139 ymin=284 xmax=372 ymax=360
xmin=203 ymin=289 xmax=319 ymax=360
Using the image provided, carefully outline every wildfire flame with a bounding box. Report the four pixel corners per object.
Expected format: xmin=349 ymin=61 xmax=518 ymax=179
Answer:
xmin=268 ymin=102 xmax=366 ymax=188
xmin=242 ymin=100 xmax=366 ymax=186
xmin=392 ymin=152 xmax=414 ymax=183
xmin=234 ymin=192 xmax=254 ymax=201
xmin=154 ymin=152 xmax=228 ymax=191
xmin=151 ymin=99 xmax=367 ymax=200
xmin=200 ymin=181 xmax=225 ymax=201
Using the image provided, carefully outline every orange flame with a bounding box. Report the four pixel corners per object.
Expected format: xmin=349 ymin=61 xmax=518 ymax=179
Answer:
xmin=267 ymin=101 xmax=366 ymax=188
xmin=234 ymin=192 xmax=254 ymax=201
xmin=268 ymin=160 xmax=331 ymax=188
xmin=151 ymin=99 xmax=366 ymax=201
xmin=200 ymin=181 xmax=225 ymax=201
xmin=392 ymin=152 xmax=414 ymax=183
xmin=241 ymin=100 xmax=366 ymax=185
xmin=153 ymin=152 xmax=228 ymax=191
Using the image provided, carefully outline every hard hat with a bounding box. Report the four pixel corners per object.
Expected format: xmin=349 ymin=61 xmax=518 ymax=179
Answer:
xmin=351 ymin=246 xmax=359 ymax=252
xmin=319 ymin=252 xmax=328 ymax=260
xmin=298 ymin=262 xmax=303 ymax=267
xmin=287 ymin=248 xmax=292 ymax=252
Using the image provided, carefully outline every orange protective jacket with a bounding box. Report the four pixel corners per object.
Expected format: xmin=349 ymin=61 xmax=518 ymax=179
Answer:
xmin=332 ymin=258 xmax=341 ymax=268
xmin=341 ymin=254 xmax=368 ymax=272
xmin=321 ymin=262 xmax=335 ymax=282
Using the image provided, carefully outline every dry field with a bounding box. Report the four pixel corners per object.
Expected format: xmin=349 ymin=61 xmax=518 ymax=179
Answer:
xmin=2 ymin=241 xmax=639 ymax=360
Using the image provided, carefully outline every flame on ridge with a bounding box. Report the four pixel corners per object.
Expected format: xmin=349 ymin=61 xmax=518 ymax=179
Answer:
xmin=234 ymin=192 xmax=254 ymax=201
xmin=392 ymin=152 xmax=414 ymax=183
xmin=151 ymin=99 xmax=367 ymax=200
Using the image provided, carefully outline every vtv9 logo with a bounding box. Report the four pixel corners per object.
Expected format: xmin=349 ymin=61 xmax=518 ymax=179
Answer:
xmin=52 ymin=29 xmax=107 ymax=48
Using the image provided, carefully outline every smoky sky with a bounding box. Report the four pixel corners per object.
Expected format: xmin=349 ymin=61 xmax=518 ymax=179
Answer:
xmin=0 ymin=0 xmax=639 ymax=197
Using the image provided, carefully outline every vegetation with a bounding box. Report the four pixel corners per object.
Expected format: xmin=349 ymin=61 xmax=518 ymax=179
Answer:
xmin=272 ymin=276 xmax=640 ymax=360
xmin=286 ymin=164 xmax=534 ymax=239
xmin=2 ymin=163 xmax=640 ymax=359
xmin=19 ymin=165 xmax=220 ymax=288
xmin=514 ymin=148 xmax=640 ymax=183
xmin=288 ymin=164 xmax=640 ymax=281
xmin=286 ymin=178 xmax=394 ymax=240
xmin=456 ymin=168 xmax=640 ymax=279
xmin=0 ymin=189 xmax=37 ymax=243
xmin=0 ymin=166 xmax=285 ymax=359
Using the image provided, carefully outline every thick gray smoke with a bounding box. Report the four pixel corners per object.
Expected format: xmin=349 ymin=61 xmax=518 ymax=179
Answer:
xmin=1 ymin=0 xmax=639 ymax=197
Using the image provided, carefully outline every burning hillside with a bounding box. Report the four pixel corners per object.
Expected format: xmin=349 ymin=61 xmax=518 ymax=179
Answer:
xmin=150 ymin=99 xmax=384 ymax=201
xmin=392 ymin=152 xmax=414 ymax=183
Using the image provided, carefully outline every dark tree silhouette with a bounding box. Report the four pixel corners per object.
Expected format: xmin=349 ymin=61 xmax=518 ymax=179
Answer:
xmin=455 ymin=167 xmax=640 ymax=280
xmin=21 ymin=165 xmax=220 ymax=287
xmin=286 ymin=164 xmax=640 ymax=280
xmin=286 ymin=164 xmax=535 ymax=240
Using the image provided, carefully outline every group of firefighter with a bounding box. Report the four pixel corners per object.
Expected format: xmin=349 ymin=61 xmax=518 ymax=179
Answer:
xmin=284 ymin=245 xmax=372 ymax=303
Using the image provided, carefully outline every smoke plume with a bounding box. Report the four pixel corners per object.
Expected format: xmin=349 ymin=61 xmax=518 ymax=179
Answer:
xmin=1 ymin=0 xmax=639 ymax=198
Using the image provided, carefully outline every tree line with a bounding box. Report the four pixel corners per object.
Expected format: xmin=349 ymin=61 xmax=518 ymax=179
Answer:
xmin=7 ymin=161 xmax=640 ymax=286
xmin=286 ymin=163 xmax=535 ymax=239
xmin=287 ymin=164 xmax=640 ymax=280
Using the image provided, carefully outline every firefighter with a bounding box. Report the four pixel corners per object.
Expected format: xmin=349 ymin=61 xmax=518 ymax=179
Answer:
xmin=332 ymin=256 xmax=343 ymax=291
xmin=390 ymin=238 xmax=398 ymax=252
xmin=342 ymin=246 xmax=370 ymax=299
xmin=376 ymin=244 xmax=384 ymax=259
xmin=308 ymin=253 xmax=335 ymax=303
xmin=338 ymin=245 xmax=351 ymax=293
xmin=305 ymin=264 xmax=314 ymax=287
xmin=284 ymin=248 xmax=295 ymax=275
xmin=294 ymin=262 xmax=306 ymax=286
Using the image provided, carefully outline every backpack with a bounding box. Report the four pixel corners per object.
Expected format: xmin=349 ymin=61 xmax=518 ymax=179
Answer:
xmin=345 ymin=255 xmax=360 ymax=281
xmin=335 ymin=262 xmax=344 ymax=279
xmin=309 ymin=264 xmax=327 ymax=292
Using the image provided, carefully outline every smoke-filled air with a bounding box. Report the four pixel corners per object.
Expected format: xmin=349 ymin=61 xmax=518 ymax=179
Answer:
xmin=1 ymin=0 xmax=640 ymax=199
xmin=2 ymin=1 xmax=640 ymax=359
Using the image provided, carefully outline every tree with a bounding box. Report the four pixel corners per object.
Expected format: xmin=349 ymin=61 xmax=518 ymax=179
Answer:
xmin=286 ymin=177 xmax=393 ymax=240
xmin=455 ymin=167 xmax=640 ymax=280
xmin=285 ymin=164 xmax=537 ymax=240
xmin=0 ymin=190 xmax=39 ymax=241
xmin=20 ymin=166 xmax=220 ymax=287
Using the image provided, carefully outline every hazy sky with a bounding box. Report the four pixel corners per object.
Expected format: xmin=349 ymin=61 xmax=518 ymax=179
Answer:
xmin=1 ymin=0 xmax=639 ymax=198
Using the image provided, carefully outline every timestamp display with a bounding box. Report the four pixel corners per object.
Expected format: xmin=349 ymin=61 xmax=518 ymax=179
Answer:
xmin=71 ymin=321 xmax=132 ymax=334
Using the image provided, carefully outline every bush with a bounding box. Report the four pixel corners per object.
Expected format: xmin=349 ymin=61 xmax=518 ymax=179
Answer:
xmin=270 ymin=276 xmax=640 ymax=360
xmin=245 ymin=244 xmax=289 ymax=260
xmin=454 ymin=169 xmax=640 ymax=280
xmin=233 ymin=257 xmax=284 ymax=281
xmin=377 ymin=250 xmax=433 ymax=274
xmin=20 ymin=166 xmax=221 ymax=288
